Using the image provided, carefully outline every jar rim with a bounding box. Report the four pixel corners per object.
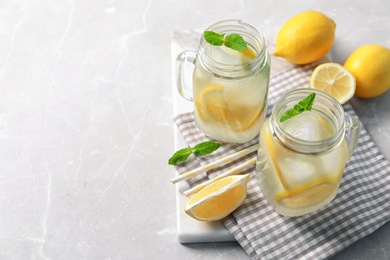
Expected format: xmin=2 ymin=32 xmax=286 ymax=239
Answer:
xmin=198 ymin=19 xmax=268 ymax=78
xmin=270 ymin=88 xmax=345 ymax=154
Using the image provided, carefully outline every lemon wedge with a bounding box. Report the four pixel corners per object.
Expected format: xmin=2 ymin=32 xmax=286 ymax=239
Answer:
xmin=184 ymin=174 xmax=250 ymax=222
xmin=310 ymin=63 xmax=356 ymax=104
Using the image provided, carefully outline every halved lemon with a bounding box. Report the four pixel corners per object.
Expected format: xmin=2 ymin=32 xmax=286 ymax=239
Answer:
xmin=310 ymin=63 xmax=356 ymax=104
xmin=184 ymin=174 xmax=250 ymax=222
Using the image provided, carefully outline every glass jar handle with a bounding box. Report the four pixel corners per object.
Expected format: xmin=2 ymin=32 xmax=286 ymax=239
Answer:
xmin=175 ymin=51 xmax=197 ymax=101
xmin=344 ymin=114 xmax=361 ymax=158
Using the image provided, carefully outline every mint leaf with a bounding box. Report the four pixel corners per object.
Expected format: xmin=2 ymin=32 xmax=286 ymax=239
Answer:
xmin=224 ymin=34 xmax=248 ymax=51
xmin=192 ymin=141 xmax=221 ymax=156
xmin=280 ymin=109 xmax=302 ymax=123
xmin=280 ymin=93 xmax=316 ymax=122
xmin=204 ymin=31 xmax=224 ymax=46
xmin=204 ymin=31 xmax=248 ymax=51
xmin=168 ymin=141 xmax=221 ymax=165
xmin=168 ymin=148 xmax=192 ymax=165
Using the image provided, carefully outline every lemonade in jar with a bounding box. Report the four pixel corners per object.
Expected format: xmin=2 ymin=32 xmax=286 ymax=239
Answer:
xmin=176 ymin=20 xmax=270 ymax=143
xmin=255 ymin=89 xmax=360 ymax=217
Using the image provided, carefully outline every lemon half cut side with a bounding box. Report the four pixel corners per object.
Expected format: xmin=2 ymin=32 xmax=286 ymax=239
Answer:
xmin=310 ymin=63 xmax=356 ymax=104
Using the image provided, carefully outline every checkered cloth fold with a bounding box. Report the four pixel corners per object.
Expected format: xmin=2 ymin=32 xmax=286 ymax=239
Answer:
xmin=174 ymin=62 xmax=390 ymax=259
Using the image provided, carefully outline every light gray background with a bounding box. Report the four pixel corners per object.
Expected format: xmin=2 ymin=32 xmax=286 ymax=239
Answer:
xmin=0 ymin=0 xmax=389 ymax=259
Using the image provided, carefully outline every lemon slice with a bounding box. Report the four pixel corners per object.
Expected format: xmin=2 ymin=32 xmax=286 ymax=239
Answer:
xmin=240 ymin=47 xmax=257 ymax=60
xmin=275 ymin=177 xmax=337 ymax=208
xmin=200 ymin=84 xmax=238 ymax=125
xmin=199 ymin=84 xmax=262 ymax=130
xmin=263 ymin=128 xmax=289 ymax=190
xmin=310 ymin=63 xmax=356 ymax=104
xmin=184 ymin=174 xmax=250 ymax=222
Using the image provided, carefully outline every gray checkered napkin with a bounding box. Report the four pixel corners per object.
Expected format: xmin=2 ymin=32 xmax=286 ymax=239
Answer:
xmin=174 ymin=63 xmax=390 ymax=259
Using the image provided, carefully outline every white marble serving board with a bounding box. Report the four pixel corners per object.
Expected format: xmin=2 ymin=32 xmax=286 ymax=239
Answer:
xmin=171 ymin=40 xmax=235 ymax=243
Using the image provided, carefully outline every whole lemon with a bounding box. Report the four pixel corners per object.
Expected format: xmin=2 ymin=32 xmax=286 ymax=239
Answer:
xmin=274 ymin=10 xmax=336 ymax=65
xmin=344 ymin=44 xmax=390 ymax=98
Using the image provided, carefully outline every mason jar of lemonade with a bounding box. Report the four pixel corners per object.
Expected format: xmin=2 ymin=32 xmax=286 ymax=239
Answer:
xmin=176 ymin=19 xmax=270 ymax=143
xmin=255 ymin=88 xmax=360 ymax=217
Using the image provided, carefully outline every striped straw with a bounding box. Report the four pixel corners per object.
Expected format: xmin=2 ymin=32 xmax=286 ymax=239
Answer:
xmin=170 ymin=144 xmax=259 ymax=184
xmin=183 ymin=157 xmax=257 ymax=197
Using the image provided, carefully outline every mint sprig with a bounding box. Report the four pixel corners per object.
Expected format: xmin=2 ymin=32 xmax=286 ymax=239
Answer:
xmin=280 ymin=93 xmax=316 ymax=122
xmin=204 ymin=31 xmax=248 ymax=51
xmin=203 ymin=31 xmax=224 ymax=46
xmin=168 ymin=141 xmax=221 ymax=165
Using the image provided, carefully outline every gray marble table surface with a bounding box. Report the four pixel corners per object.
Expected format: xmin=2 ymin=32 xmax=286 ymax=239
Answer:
xmin=0 ymin=0 xmax=389 ymax=259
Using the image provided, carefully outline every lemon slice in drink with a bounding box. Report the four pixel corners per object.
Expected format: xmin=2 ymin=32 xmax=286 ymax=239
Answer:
xmin=199 ymin=84 xmax=262 ymax=130
xmin=200 ymin=84 xmax=238 ymax=125
xmin=310 ymin=63 xmax=356 ymax=104
xmin=275 ymin=177 xmax=338 ymax=209
xmin=184 ymin=174 xmax=250 ymax=222
xmin=240 ymin=47 xmax=257 ymax=60
xmin=263 ymin=127 xmax=289 ymax=190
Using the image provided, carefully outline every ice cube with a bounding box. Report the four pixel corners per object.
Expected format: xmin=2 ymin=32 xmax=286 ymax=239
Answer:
xmin=205 ymin=45 xmax=249 ymax=65
xmin=318 ymin=139 xmax=349 ymax=179
xmin=281 ymin=112 xmax=331 ymax=141
xmin=277 ymin=156 xmax=319 ymax=189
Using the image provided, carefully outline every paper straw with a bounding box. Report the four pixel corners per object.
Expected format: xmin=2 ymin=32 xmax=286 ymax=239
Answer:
xmin=183 ymin=157 xmax=257 ymax=197
xmin=170 ymin=144 xmax=259 ymax=184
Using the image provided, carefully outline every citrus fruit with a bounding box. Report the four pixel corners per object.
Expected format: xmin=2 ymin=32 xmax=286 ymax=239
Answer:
xmin=240 ymin=47 xmax=257 ymax=60
xmin=184 ymin=174 xmax=250 ymax=221
xmin=198 ymin=84 xmax=262 ymax=130
xmin=263 ymin=127 xmax=288 ymax=190
xmin=344 ymin=44 xmax=390 ymax=98
xmin=199 ymin=84 xmax=238 ymax=125
xmin=274 ymin=10 xmax=336 ymax=65
xmin=309 ymin=63 xmax=356 ymax=104
xmin=275 ymin=178 xmax=337 ymax=208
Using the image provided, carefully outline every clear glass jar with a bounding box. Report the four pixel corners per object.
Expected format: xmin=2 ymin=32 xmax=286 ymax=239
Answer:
xmin=255 ymin=88 xmax=360 ymax=217
xmin=176 ymin=19 xmax=270 ymax=143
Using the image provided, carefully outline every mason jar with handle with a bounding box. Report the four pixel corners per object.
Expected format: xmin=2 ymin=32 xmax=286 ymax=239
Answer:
xmin=255 ymin=88 xmax=361 ymax=217
xmin=176 ymin=19 xmax=271 ymax=143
